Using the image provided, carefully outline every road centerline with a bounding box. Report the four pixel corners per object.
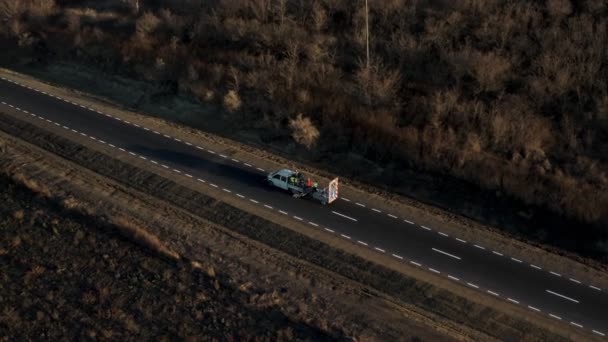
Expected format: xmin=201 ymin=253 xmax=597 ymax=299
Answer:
xmin=432 ymin=248 xmax=461 ymax=260
xmin=331 ymin=211 xmax=357 ymax=222
xmin=546 ymin=290 xmax=579 ymax=304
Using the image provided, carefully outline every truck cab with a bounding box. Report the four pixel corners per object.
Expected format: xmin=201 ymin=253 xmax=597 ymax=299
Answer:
xmin=267 ymin=169 xmax=295 ymax=190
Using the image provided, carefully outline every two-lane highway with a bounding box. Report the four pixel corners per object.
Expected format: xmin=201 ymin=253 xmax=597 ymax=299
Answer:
xmin=1 ymin=76 xmax=606 ymax=337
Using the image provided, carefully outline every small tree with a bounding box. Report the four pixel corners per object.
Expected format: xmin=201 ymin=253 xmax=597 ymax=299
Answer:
xmin=223 ymin=90 xmax=241 ymax=113
xmin=289 ymin=114 xmax=319 ymax=149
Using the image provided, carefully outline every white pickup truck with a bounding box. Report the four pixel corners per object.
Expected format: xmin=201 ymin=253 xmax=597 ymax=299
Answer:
xmin=266 ymin=168 xmax=339 ymax=205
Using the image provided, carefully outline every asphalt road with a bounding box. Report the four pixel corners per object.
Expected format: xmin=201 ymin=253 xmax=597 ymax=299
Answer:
xmin=1 ymin=77 xmax=607 ymax=337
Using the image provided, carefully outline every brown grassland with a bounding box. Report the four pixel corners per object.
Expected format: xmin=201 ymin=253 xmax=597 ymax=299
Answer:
xmin=0 ymin=0 xmax=607 ymax=260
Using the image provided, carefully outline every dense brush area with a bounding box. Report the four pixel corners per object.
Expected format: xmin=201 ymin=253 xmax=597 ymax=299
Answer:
xmin=1 ymin=0 xmax=607 ymax=250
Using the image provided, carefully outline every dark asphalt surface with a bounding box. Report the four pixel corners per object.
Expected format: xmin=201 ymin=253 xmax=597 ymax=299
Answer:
xmin=1 ymin=77 xmax=607 ymax=336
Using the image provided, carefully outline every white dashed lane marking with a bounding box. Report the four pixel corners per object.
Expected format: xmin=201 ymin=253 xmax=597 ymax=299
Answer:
xmin=392 ymin=254 xmax=403 ymax=260
xmin=487 ymin=290 xmax=499 ymax=297
xmin=570 ymin=322 xmax=583 ymax=328
xmin=432 ymin=248 xmax=461 ymax=260
xmin=331 ymin=211 xmax=357 ymax=222
xmin=429 ymin=268 xmax=440 ymax=274
xmin=421 ymin=226 xmax=432 ymax=231
xmin=569 ymin=278 xmax=581 ymax=284
xmin=456 ymin=238 xmax=467 ymax=243
xmin=511 ymin=257 xmax=522 ymax=263
xmin=404 ymin=219 xmax=414 ymax=224
xmin=448 ymin=275 xmax=460 ymax=281
xmin=410 ymin=261 xmax=422 ymax=267
xmin=492 ymin=251 xmax=503 ymax=256
xmin=474 ymin=244 xmax=485 ymax=250
xmin=467 ymin=282 xmax=479 ymax=289
xmin=371 ymin=208 xmax=381 ymax=213
xmin=550 ymin=271 xmax=562 ymax=277
xmin=340 ymin=234 xmax=351 ymax=240
xmin=507 ymin=298 xmax=519 ymax=304
xmin=357 ymin=241 xmax=368 ymax=246
xmin=593 ymin=330 xmax=605 ymax=337
xmin=546 ymin=290 xmax=579 ymax=304
xmin=438 ymin=231 xmax=449 ymax=237
xmin=590 ymin=285 xmax=601 ymax=291
xmin=549 ymin=314 xmax=562 ymax=320
xmin=528 ymin=305 xmax=541 ymax=312
xmin=530 ymin=264 xmax=542 ymax=270
xmin=374 ymin=247 xmax=385 ymax=253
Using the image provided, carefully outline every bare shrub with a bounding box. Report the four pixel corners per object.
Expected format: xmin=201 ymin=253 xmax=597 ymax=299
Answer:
xmin=547 ymin=0 xmax=573 ymax=17
xmin=0 ymin=1 xmax=24 ymax=19
xmin=472 ymin=51 xmax=511 ymax=92
xmin=289 ymin=114 xmax=319 ymax=149
xmin=112 ymin=217 xmax=180 ymax=261
xmin=13 ymin=210 xmax=25 ymax=220
xmin=223 ymin=90 xmax=242 ymax=112
xmin=136 ymin=11 xmax=160 ymax=36
xmin=12 ymin=173 xmax=52 ymax=198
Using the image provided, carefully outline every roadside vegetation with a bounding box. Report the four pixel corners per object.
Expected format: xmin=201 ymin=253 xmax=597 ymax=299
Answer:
xmin=0 ymin=0 xmax=607 ymax=255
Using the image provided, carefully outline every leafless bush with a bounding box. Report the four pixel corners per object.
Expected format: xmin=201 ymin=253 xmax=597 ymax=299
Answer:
xmin=135 ymin=11 xmax=160 ymax=36
xmin=112 ymin=217 xmax=180 ymax=261
xmin=547 ymin=0 xmax=573 ymax=17
xmin=223 ymin=90 xmax=241 ymax=113
xmin=289 ymin=114 xmax=319 ymax=149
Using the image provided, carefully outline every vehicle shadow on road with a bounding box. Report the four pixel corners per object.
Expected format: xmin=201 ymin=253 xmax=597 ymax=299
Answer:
xmin=128 ymin=144 xmax=284 ymax=195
